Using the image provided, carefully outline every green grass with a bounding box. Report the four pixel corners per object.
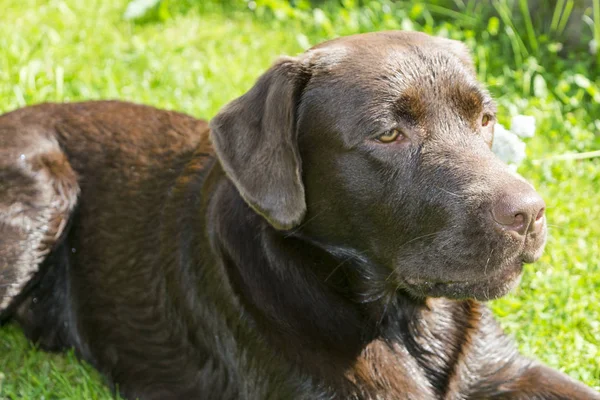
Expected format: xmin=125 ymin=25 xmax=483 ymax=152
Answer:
xmin=1 ymin=0 xmax=599 ymax=397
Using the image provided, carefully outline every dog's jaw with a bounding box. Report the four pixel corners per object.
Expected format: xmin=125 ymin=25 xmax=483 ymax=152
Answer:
xmin=401 ymin=260 xmax=524 ymax=301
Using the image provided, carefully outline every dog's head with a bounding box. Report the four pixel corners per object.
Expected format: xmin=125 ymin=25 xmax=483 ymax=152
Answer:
xmin=210 ymin=31 xmax=547 ymax=301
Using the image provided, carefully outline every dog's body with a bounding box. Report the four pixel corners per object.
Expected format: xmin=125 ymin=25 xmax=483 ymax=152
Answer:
xmin=1 ymin=32 xmax=598 ymax=399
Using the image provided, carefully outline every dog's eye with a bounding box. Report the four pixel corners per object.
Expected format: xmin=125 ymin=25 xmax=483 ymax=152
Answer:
xmin=376 ymin=128 xmax=404 ymax=143
xmin=482 ymin=114 xmax=492 ymax=127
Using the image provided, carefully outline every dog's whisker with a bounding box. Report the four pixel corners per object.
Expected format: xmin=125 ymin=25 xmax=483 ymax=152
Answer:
xmin=324 ymin=247 xmax=371 ymax=283
xmin=434 ymin=186 xmax=466 ymax=198
xmin=0 ymin=283 xmax=16 ymax=288
xmin=376 ymin=295 xmax=391 ymax=329
xmin=324 ymin=257 xmax=354 ymax=283
xmin=397 ymin=231 xmax=442 ymax=249
xmin=484 ymin=249 xmax=494 ymax=277
xmin=385 ymin=231 xmax=444 ymax=282
xmin=283 ymin=204 xmax=329 ymax=238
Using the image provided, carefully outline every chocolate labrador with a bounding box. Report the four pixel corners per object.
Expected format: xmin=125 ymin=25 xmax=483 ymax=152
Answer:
xmin=1 ymin=31 xmax=598 ymax=399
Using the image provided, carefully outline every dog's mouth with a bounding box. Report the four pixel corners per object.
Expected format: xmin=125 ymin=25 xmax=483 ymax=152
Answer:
xmin=396 ymin=220 xmax=547 ymax=301
xmin=401 ymin=257 xmax=526 ymax=301
xmin=520 ymin=244 xmax=545 ymax=264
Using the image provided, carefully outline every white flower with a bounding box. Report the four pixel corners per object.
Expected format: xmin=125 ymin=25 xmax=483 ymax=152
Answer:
xmin=510 ymin=115 xmax=536 ymax=138
xmin=590 ymin=39 xmax=598 ymax=55
xmin=123 ymin=0 xmax=161 ymax=20
xmin=492 ymin=123 xmax=527 ymax=168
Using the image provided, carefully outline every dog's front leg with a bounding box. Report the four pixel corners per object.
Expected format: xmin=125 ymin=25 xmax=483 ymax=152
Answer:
xmin=467 ymin=360 xmax=600 ymax=399
xmin=445 ymin=305 xmax=599 ymax=400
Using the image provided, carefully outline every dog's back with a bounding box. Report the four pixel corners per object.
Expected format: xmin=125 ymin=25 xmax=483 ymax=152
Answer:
xmin=0 ymin=101 xmax=209 ymax=311
xmin=3 ymin=102 xmax=222 ymax=394
xmin=1 ymin=101 xmax=322 ymax=399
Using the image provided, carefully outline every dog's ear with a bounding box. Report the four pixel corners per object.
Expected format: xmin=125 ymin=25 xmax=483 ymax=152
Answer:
xmin=209 ymin=57 xmax=309 ymax=230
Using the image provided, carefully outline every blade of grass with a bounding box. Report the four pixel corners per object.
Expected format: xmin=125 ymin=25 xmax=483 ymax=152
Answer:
xmin=533 ymin=150 xmax=600 ymax=163
xmin=550 ymin=0 xmax=566 ymax=33
xmin=519 ymin=0 xmax=538 ymax=52
xmin=477 ymin=44 xmax=487 ymax=82
xmin=452 ymin=0 xmax=466 ymax=9
xmin=557 ymin=0 xmax=575 ymax=35
xmin=594 ymin=0 xmax=600 ymax=65
xmin=492 ymin=0 xmax=528 ymax=62
xmin=424 ymin=4 xmax=478 ymax=25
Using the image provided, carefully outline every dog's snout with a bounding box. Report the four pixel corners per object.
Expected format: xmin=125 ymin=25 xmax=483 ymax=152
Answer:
xmin=491 ymin=188 xmax=545 ymax=236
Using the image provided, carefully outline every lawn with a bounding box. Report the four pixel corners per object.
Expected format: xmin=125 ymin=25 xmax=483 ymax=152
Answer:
xmin=1 ymin=0 xmax=599 ymax=397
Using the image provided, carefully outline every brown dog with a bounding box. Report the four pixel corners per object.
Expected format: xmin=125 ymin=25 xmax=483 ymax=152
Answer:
xmin=0 ymin=31 xmax=598 ymax=399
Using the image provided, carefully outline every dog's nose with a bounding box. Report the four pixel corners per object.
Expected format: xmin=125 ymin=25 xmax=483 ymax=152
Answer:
xmin=491 ymin=188 xmax=545 ymax=236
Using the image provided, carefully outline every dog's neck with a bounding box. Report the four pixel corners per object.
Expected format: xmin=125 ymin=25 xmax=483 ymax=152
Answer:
xmin=205 ymin=167 xmax=433 ymax=390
